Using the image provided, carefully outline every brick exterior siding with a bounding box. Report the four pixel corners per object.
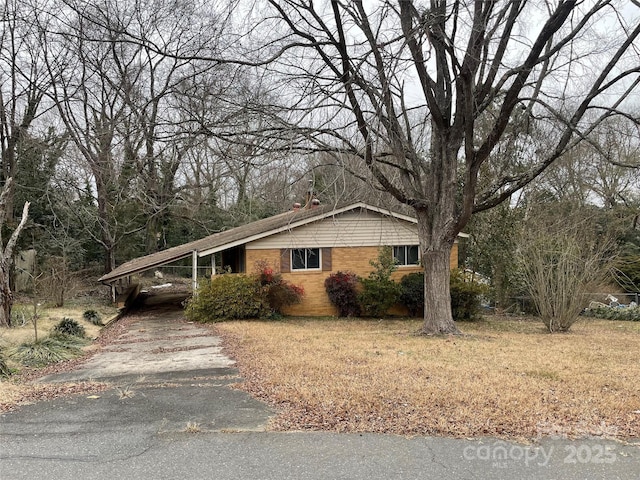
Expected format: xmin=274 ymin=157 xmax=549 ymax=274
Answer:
xmin=245 ymin=245 xmax=459 ymax=317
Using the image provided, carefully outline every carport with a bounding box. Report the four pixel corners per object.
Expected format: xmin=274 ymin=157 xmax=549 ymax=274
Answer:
xmin=99 ymin=242 xmax=241 ymax=305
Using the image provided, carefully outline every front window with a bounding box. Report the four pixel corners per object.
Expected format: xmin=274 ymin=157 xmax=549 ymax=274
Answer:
xmin=393 ymin=245 xmax=419 ymax=266
xmin=291 ymin=248 xmax=321 ymax=270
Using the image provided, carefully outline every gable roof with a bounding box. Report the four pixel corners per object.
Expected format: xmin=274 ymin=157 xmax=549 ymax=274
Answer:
xmin=98 ymin=202 xmax=418 ymax=284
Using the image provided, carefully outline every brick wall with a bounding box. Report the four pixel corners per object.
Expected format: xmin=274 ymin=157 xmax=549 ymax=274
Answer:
xmin=245 ymin=244 xmax=459 ymax=317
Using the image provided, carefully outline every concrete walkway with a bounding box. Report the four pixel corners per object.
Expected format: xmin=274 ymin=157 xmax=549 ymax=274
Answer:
xmin=1 ymin=307 xmax=638 ymax=479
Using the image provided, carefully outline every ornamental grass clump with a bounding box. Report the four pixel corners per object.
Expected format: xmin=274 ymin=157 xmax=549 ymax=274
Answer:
xmin=83 ymin=310 xmax=103 ymax=326
xmin=8 ymin=337 xmax=84 ymax=368
xmin=0 ymin=349 xmax=11 ymax=377
xmin=53 ymin=318 xmax=86 ymax=338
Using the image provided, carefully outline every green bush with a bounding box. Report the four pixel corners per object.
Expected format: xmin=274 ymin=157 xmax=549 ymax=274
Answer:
xmin=325 ymin=271 xmax=361 ymax=317
xmin=83 ymin=310 xmax=103 ymax=326
xmin=399 ymin=272 xmax=424 ymax=317
xmin=359 ymin=247 xmax=401 ymax=317
xmin=584 ymin=306 xmax=640 ymax=321
xmin=450 ymin=269 xmax=488 ymax=321
xmin=185 ymin=275 xmax=266 ymax=322
xmin=8 ymin=337 xmax=84 ymax=367
xmin=53 ymin=318 xmax=86 ymax=338
xmin=399 ymin=270 xmax=487 ymax=321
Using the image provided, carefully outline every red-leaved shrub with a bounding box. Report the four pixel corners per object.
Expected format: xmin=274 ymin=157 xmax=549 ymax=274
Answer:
xmin=324 ymin=271 xmax=361 ymax=317
xmin=254 ymin=261 xmax=304 ymax=315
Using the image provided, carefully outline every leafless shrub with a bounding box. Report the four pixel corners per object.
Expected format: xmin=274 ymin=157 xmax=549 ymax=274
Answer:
xmin=517 ymin=210 xmax=615 ymax=332
xmin=37 ymin=257 xmax=82 ymax=307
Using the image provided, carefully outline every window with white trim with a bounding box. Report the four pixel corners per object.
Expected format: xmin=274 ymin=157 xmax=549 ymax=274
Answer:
xmin=291 ymin=248 xmax=321 ymax=271
xmin=393 ymin=245 xmax=419 ymax=266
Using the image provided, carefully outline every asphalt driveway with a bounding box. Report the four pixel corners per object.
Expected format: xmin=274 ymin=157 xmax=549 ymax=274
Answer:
xmin=1 ymin=307 xmax=638 ymax=479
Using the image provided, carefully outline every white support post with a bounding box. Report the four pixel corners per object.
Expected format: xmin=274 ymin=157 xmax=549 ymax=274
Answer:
xmin=211 ymin=254 xmax=216 ymax=277
xmin=192 ymin=250 xmax=198 ymax=292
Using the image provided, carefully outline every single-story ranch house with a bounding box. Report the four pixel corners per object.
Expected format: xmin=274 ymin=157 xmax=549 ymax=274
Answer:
xmin=99 ymin=202 xmax=467 ymax=316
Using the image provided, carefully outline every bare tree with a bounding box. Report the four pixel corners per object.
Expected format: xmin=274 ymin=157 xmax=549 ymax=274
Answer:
xmin=42 ymin=0 xmax=232 ymax=270
xmin=582 ymin=118 xmax=640 ymax=209
xmin=238 ymin=0 xmax=640 ymax=334
xmin=45 ymin=14 xmax=142 ymax=273
xmin=532 ymin=115 xmax=640 ymax=208
xmin=0 ymin=0 xmax=48 ymax=218
xmin=0 ymin=178 xmax=29 ymax=326
xmin=0 ymin=1 xmax=51 ymax=325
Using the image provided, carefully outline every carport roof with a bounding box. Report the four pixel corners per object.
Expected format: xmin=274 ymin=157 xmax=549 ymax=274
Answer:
xmin=98 ymin=202 xmax=418 ymax=285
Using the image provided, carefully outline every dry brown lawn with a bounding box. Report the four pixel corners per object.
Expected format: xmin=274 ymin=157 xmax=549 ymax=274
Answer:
xmin=216 ymin=316 xmax=640 ymax=440
xmin=0 ymin=304 xmax=117 ymax=410
xmin=0 ymin=304 xmax=113 ymax=345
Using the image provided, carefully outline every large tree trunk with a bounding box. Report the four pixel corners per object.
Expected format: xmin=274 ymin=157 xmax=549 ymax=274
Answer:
xmin=414 ymin=126 xmax=463 ymax=335
xmin=415 ymin=205 xmax=461 ymax=336
xmin=146 ymin=218 xmax=160 ymax=254
xmin=422 ymin=248 xmax=460 ymax=335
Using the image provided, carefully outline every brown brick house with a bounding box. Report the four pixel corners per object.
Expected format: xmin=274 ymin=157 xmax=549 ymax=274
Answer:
xmin=99 ymin=202 xmax=465 ymax=316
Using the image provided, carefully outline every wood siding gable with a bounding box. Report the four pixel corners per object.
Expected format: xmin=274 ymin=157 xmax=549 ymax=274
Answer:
xmin=246 ymin=210 xmax=418 ymax=250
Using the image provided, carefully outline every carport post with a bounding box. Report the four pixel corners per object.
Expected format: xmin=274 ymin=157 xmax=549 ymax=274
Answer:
xmin=192 ymin=250 xmax=198 ymax=293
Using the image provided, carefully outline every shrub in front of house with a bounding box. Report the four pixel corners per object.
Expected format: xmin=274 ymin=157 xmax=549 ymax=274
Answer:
xmin=399 ymin=270 xmax=487 ymax=320
xmin=254 ymin=261 xmax=304 ymax=315
xmin=324 ymin=271 xmax=361 ymax=317
xmin=185 ymin=275 xmax=267 ymax=322
xmin=399 ymin=272 xmax=424 ymax=317
xmin=264 ymin=281 xmax=304 ymax=315
xmin=359 ymin=277 xmax=401 ymax=317
xmin=450 ymin=269 xmax=488 ymax=321
xmin=358 ymin=247 xmax=401 ymax=317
